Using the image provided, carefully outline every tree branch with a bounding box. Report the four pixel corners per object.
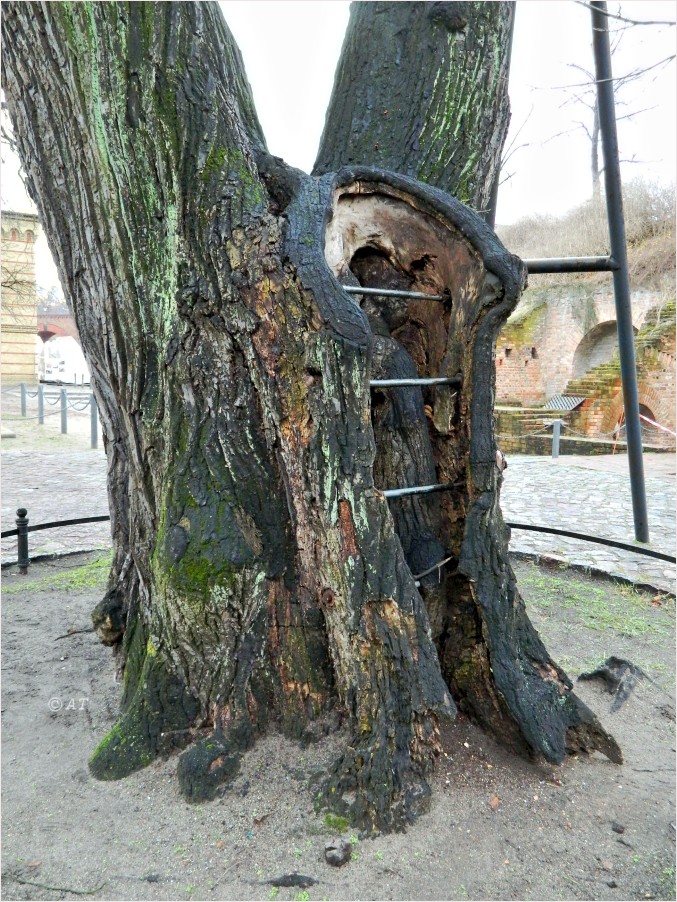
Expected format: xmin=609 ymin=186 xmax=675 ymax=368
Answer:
xmin=574 ymin=1 xmax=676 ymax=27
xmin=549 ymin=54 xmax=675 ymax=89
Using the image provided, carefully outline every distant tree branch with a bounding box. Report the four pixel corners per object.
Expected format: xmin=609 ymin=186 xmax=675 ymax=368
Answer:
xmin=575 ymin=1 xmax=676 ymax=27
xmin=549 ymin=54 xmax=676 ymax=89
xmin=500 ymin=106 xmax=534 ymax=167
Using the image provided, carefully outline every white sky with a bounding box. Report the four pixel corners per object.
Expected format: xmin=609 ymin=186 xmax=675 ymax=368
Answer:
xmin=2 ymin=0 xmax=675 ymax=291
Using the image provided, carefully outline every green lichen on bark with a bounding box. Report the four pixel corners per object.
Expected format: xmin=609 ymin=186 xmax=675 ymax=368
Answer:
xmin=89 ymin=645 xmax=199 ymax=779
xmin=314 ymin=2 xmax=514 ymax=212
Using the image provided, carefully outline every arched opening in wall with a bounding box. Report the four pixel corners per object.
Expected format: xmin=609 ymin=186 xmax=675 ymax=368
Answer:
xmin=612 ymin=401 xmax=673 ymax=449
xmin=572 ymin=321 xmax=638 ymax=380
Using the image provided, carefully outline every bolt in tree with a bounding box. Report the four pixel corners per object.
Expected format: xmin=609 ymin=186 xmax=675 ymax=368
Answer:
xmin=2 ymin=1 xmax=620 ymax=833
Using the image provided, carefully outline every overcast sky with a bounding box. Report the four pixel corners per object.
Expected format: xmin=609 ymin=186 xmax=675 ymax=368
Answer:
xmin=2 ymin=0 xmax=675 ymax=291
xmin=223 ymin=0 xmax=676 ymax=223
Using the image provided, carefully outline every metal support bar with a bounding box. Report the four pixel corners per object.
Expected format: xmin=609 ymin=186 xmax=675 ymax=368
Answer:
xmin=60 ymin=388 xmax=68 ymax=434
xmin=37 ymin=384 xmax=44 ymax=425
xmin=524 ymin=255 xmax=618 ymax=274
xmin=343 ymin=285 xmax=443 ymax=301
xmin=90 ymin=393 xmax=98 ymax=449
xmin=592 ymin=1 xmax=648 ymax=542
xmin=382 ymin=483 xmax=453 ymax=499
xmin=370 ymin=377 xmax=460 ymax=388
xmin=16 ymin=508 xmax=29 ymax=575
xmin=343 ymin=258 xmax=618 ymax=294
xmin=20 ymin=383 xmax=27 ymax=417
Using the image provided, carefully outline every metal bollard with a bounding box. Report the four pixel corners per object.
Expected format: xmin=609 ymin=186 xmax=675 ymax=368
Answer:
xmin=20 ymin=383 xmax=27 ymax=417
xmin=551 ymin=419 xmax=561 ymax=458
xmin=38 ymin=384 xmax=45 ymax=424
xmin=16 ymin=508 xmax=29 ymax=575
xmin=90 ymin=393 xmax=98 ymax=449
xmin=61 ymin=388 xmax=68 ymax=434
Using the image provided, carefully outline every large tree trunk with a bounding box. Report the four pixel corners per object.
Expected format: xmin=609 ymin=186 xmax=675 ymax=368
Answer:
xmin=2 ymin=1 xmax=619 ymax=834
xmin=313 ymin=1 xmax=514 ymax=215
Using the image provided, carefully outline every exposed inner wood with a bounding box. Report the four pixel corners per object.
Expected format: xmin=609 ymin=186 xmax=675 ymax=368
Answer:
xmin=325 ymin=187 xmax=481 ymax=601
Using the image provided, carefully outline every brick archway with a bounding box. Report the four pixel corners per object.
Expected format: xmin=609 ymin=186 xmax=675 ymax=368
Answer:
xmin=600 ymin=383 xmax=674 ymax=435
xmin=572 ymin=320 xmax=639 ymax=380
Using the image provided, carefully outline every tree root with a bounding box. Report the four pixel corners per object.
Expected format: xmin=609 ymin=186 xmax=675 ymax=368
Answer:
xmin=565 ymin=693 xmax=623 ymax=764
xmin=89 ymin=650 xmax=198 ymax=779
xmin=177 ymin=721 xmax=255 ymax=803
xmin=5 ymin=872 xmax=106 ymax=896
xmin=319 ymin=729 xmax=436 ymax=835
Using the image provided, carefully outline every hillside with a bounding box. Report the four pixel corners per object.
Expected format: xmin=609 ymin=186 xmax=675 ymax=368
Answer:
xmin=496 ymin=179 xmax=675 ymax=293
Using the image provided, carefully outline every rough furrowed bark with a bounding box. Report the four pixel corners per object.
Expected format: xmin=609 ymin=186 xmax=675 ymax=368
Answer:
xmin=313 ymin=1 xmax=514 ymax=213
xmin=3 ymin=0 xmax=619 ymax=836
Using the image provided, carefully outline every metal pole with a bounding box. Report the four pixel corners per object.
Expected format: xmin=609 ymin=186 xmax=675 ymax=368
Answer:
xmin=38 ymin=384 xmax=45 ymax=425
xmin=20 ymin=383 xmax=27 ymax=417
xmin=551 ymin=420 xmax=561 ymax=458
xmin=90 ymin=393 xmax=98 ymax=449
xmin=61 ymin=388 xmax=68 ymax=434
xmin=591 ymin=1 xmax=649 ymax=542
xmin=16 ymin=508 xmax=29 ymax=575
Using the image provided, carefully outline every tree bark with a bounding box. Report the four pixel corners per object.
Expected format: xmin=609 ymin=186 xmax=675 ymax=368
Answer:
xmin=313 ymin=1 xmax=514 ymax=215
xmin=2 ymin=1 xmax=620 ymax=834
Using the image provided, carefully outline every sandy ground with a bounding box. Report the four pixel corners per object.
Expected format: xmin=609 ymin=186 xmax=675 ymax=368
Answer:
xmin=1 ymin=554 xmax=675 ymax=902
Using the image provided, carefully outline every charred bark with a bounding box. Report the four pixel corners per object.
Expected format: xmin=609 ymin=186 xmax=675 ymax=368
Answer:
xmin=313 ymin=1 xmax=514 ymax=214
xmin=2 ymin=1 xmax=620 ymax=834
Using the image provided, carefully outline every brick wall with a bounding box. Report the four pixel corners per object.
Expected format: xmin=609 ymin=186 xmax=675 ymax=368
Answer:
xmin=496 ymin=283 xmax=667 ymax=404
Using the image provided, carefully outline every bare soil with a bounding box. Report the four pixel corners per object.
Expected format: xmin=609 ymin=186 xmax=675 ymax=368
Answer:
xmin=2 ymin=554 xmax=675 ymax=901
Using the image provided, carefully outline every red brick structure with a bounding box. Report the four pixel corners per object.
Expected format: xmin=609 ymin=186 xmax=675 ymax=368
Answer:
xmin=495 ymin=284 xmax=662 ymax=404
xmin=37 ymin=311 xmax=79 ymax=342
xmin=495 ymin=285 xmax=676 ymax=449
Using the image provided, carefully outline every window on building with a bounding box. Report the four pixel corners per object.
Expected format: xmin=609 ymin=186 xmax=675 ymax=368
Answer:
xmin=504 ymin=348 xmax=512 ymax=358
xmin=531 ymin=347 xmax=538 ymax=359
xmin=25 ymin=230 xmax=34 ymax=243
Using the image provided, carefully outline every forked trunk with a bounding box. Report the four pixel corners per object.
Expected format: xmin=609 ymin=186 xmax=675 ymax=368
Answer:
xmin=2 ymin=1 xmax=620 ymax=834
xmin=313 ymin=1 xmax=514 ymax=215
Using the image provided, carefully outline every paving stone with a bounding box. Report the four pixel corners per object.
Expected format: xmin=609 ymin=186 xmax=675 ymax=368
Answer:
xmin=502 ymin=454 xmax=675 ymax=593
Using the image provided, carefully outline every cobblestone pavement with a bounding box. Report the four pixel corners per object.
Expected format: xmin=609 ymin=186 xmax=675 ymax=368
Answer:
xmin=2 ymin=441 xmax=674 ymax=593
xmin=502 ymin=454 xmax=676 ymax=593
xmin=1 ymin=448 xmax=111 ymax=562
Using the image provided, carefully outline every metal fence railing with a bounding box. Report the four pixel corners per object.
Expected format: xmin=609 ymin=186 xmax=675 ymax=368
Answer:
xmin=3 ymin=383 xmax=99 ymax=448
xmin=2 ymin=506 xmax=674 ymax=577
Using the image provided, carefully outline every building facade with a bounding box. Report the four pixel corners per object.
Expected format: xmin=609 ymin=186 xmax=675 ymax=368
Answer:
xmin=1 ymin=210 xmax=41 ymax=383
